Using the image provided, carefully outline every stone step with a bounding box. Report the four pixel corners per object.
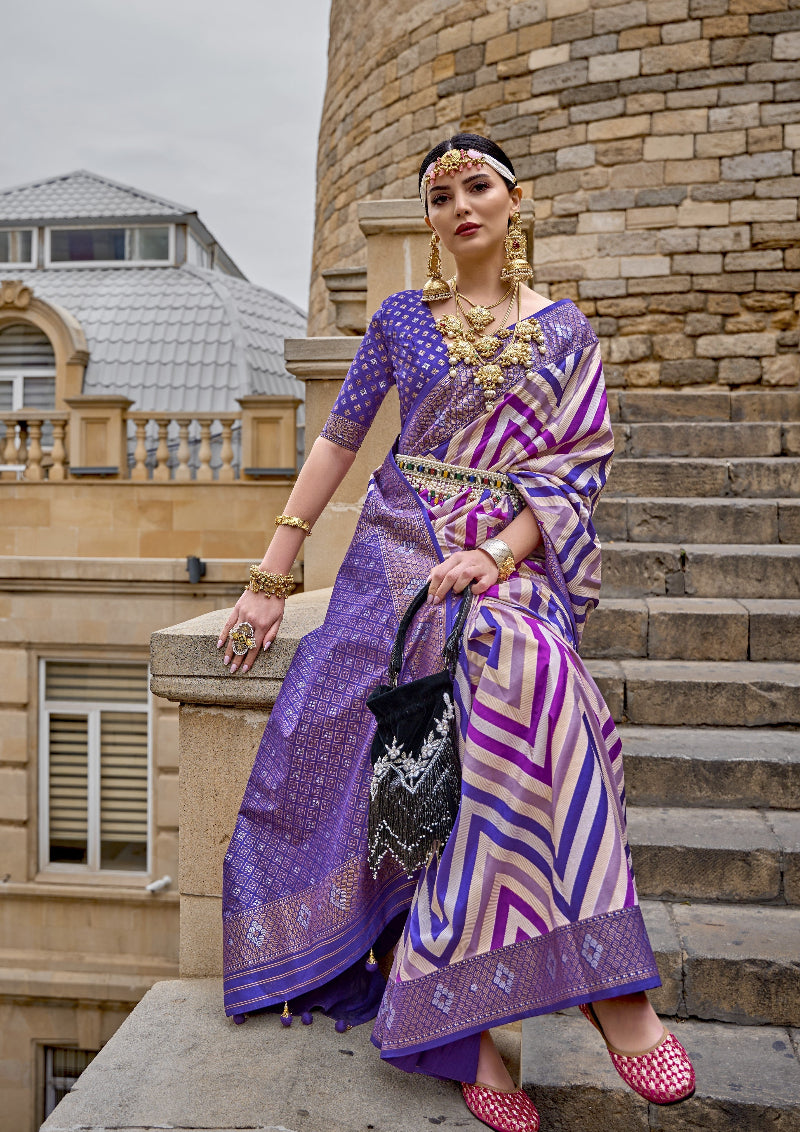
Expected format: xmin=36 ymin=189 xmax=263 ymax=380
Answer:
xmin=602 ymin=542 xmax=800 ymax=599
xmin=522 ymin=1012 xmax=800 ymax=1132
xmin=615 ymin=421 xmax=783 ymax=459
xmin=582 ymin=597 xmax=800 ymax=662
xmin=642 ymin=898 xmax=800 ymax=1028
xmin=606 ymin=455 xmax=800 ymax=498
xmin=620 ymin=726 xmax=800 ymax=811
xmin=608 ymin=387 xmax=800 ymax=423
xmin=612 ymin=421 xmax=787 ymax=460
xmin=595 ymin=497 xmax=800 ymax=544
xmin=586 ymin=659 xmax=800 ymax=727
xmin=628 ymin=806 xmax=800 ymax=905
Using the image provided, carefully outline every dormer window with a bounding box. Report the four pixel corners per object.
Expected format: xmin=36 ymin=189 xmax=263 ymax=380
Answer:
xmin=46 ymin=225 xmax=173 ymax=266
xmin=0 ymin=228 xmax=35 ymax=266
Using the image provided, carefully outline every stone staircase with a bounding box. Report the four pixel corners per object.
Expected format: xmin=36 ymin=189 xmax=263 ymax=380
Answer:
xmin=520 ymin=388 xmax=800 ymax=1130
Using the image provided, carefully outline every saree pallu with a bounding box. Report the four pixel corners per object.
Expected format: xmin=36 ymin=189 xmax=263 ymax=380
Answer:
xmin=222 ymin=291 xmax=660 ymax=1079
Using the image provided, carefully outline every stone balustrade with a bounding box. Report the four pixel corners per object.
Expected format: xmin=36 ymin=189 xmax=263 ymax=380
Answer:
xmin=128 ymin=411 xmax=240 ymax=482
xmin=0 ymin=409 xmax=68 ymax=481
xmin=0 ymin=394 xmax=300 ymax=483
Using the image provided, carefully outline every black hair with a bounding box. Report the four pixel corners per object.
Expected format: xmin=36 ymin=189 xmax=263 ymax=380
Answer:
xmin=418 ymin=133 xmax=517 ymax=213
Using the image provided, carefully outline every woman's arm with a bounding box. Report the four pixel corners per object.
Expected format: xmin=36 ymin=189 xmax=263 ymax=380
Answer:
xmin=220 ymin=436 xmax=356 ymax=672
xmin=426 ymin=507 xmax=542 ymax=604
xmin=259 ymin=436 xmax=357 ymax=573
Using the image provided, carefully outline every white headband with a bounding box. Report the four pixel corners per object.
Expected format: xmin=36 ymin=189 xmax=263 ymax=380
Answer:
xmin=420 ymin=148 xmax=517 ymax=204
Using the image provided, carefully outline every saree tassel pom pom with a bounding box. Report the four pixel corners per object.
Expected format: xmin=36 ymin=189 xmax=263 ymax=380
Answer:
xmin=280 ymin=1001 xmax=292 ymax=1028
xmin=365 ymin=947 xmax=378 ymax=972
xmin=301 ymin=1011 xmax=314 ymax=1026
xmin=334 ymin=1019 xmax=351 ymax=1033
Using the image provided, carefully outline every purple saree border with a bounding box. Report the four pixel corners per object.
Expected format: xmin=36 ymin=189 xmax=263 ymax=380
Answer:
xmin=224 ymin=867 xmax=416 ymax=1014
xmin=371 ymin=904 xmax=660 ymax=1057
xmin=375 ymin=972 xmax=661 ymax=1062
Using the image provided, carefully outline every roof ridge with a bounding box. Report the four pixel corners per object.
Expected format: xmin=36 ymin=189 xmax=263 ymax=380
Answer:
xmin=0 ymin=169 xmax=191 ymax=213
xmin=223 ymin=270 xmax=308 ymax=321
xmin=0 ymin=169 xmax=192 ymax=215
xmin=185 ymin=265 xmax=251 ymax=399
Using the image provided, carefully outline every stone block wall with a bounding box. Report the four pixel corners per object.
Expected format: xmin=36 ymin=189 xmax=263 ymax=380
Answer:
xmin=310 ymin=0 xmax=800 ymax=391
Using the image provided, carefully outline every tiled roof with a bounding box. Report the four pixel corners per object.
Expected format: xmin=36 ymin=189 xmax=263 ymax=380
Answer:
xmin=0 ymin=170 xmax=190 ymax=222
xmin=11 ymin=265 xmax=307 ymax=414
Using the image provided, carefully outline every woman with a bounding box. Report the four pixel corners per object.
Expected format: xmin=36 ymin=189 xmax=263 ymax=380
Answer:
xmin=219 ymin=134 xmax=695 ymax=1131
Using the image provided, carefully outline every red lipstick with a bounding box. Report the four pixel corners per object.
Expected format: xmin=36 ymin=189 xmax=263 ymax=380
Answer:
xmin=455 ymin=222 xmax=480 ymax=235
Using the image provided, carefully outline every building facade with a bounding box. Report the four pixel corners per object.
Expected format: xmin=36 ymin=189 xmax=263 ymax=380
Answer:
xmin=309 ymin=0 xmax=799 ymax=400
xmin=0 ymin=170 xmax=307 ymax=1131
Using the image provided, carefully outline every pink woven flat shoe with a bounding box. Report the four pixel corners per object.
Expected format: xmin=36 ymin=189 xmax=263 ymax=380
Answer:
xmin=579 ymin=1002 xmax=695 ymax=1105
xmin=461 ymin=1081 xmax=540 ymax=1132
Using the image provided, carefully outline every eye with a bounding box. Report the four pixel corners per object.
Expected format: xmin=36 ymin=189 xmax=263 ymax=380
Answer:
xmin=430 ymin=193 xmax=448 ymax=206
xmin=471 ymin=180 xmax=491 ymax=192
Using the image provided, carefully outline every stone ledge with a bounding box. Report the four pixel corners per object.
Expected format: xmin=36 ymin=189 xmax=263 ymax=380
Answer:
xmin=0 ymin=964 xmax=173 ymax=1006
xmin=40 ymin=977 xmax=502 ymax=1131
xmin=0 ymin=555 xmax=252 ymax=584
xmin=150 ymin=589 xmax=332 ymax=706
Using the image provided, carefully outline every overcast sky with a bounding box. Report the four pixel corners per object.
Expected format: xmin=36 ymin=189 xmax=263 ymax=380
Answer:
xmin=3 ymin=0 xmax=331 ymax=312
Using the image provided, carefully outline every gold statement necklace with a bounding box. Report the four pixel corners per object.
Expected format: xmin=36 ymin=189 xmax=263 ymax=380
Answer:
xmin=434 ymin=280 xmax=547 ymax=405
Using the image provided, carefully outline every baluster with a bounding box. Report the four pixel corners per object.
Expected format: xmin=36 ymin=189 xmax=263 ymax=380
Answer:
xmin=49 ymin=419 xmax=66 ymax=481
xmin=16 ymin=422 xmax=28 ymax=469
xmin=2 ymin=420 xmax=18 ymax=479
xmin=26 ymin=420 xmax=43 ymax=481
xmin=197 ymin=420 xmax=213 ymax=481
xmin=175 ymin=420 xmax=192 ymax=481
xmin=153 ymin=417 xmax=170 ymax=482
xmin=131 ymin=419 xmax=148 ymax=481
xmin=219 ymin=419 xmax=235 ymax=482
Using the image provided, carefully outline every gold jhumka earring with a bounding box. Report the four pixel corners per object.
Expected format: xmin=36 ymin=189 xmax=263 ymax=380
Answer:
xmin=501 ymin=211 xmax=533 ymax=284
xmin=422 ymin=231 xmax=452 ymax=303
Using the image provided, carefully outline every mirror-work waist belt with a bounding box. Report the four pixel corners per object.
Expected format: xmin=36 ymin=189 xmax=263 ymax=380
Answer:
xmin=396 ymin=453 xmax=525 ymax=513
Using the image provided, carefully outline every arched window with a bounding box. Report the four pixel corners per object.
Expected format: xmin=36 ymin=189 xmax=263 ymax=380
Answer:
xmin=0 ymin=322 xmax=56 ymax=411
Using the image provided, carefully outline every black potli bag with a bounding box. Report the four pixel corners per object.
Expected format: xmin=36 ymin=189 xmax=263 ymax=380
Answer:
xmin=366 ymin=581 xmax=474 ymax=878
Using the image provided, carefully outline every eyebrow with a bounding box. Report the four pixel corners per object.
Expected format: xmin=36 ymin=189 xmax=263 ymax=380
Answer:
xmin=428 ymin=172 xmax=491 ymax=196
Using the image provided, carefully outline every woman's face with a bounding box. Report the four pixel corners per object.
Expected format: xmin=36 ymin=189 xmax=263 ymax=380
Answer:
xmin=424 ymin=164 xmax=520 ymax=261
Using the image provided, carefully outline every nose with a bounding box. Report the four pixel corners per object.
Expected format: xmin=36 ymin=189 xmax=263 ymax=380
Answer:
xmin=453 ymin=189 xmax=471 ymax=216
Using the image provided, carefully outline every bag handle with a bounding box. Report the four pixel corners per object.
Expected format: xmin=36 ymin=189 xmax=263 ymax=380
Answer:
xmin=387 ymin=581 xmax=475 ymax=687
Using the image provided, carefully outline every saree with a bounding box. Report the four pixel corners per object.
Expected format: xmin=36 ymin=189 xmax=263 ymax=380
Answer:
xmin=222 ymin=290 xmax=660 ymax=1080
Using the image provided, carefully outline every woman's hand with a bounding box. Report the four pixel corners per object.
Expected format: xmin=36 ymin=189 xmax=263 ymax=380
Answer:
xmin=427 ymin=548 xmax=500 ymax=604
xmin=218 ymin=591 xmax=286 ymax=674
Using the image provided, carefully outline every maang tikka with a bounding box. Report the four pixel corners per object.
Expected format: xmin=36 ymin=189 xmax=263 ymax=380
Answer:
xmin=501 ymin=211 xmax=533 ymax=284
xmin=422 ymin=231 xmax=452 ymax=304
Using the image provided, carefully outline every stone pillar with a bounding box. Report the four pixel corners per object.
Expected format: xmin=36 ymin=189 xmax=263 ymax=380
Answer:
xmin=237 ymin=394 xmax=301 ymax=479
xmin=149 ymin=594 xmax=330 ymax=976
xmin=321 ymin=266 xmax=367 ymax=335
xmin=284 ymin=336 xmax=401 ymax=590
xmin=65 ymin=395 xmax=133 ymax=478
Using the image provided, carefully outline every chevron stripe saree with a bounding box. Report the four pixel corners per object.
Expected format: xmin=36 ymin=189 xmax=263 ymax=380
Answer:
xmin=222 ymin=290 xmax=660 ymax=1080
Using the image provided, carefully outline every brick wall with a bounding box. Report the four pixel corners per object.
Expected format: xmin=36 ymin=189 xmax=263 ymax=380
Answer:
xmin=310 ymin=0 xmax=800 ymax=390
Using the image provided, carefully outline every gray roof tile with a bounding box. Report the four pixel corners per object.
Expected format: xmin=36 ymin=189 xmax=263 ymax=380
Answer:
xmin=11 ymin=264 xmax=307 ymax=413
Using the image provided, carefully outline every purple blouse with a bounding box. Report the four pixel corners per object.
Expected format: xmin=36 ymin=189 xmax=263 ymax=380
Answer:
xmin=320 ymin=289 xmax=595 ymax=460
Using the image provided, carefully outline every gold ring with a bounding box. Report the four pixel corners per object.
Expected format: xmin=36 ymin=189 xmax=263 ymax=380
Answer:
xmin=230 ymin=621 xmax=257 ymax=656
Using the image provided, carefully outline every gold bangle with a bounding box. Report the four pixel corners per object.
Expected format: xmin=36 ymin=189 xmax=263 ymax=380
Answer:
xmin=275 ymin=514 xmax=311 ymax=535
xmin=247 ymin=565 xmax=297 ymax=599
xmin=481 ymin=538 xmax=516 ymax=583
